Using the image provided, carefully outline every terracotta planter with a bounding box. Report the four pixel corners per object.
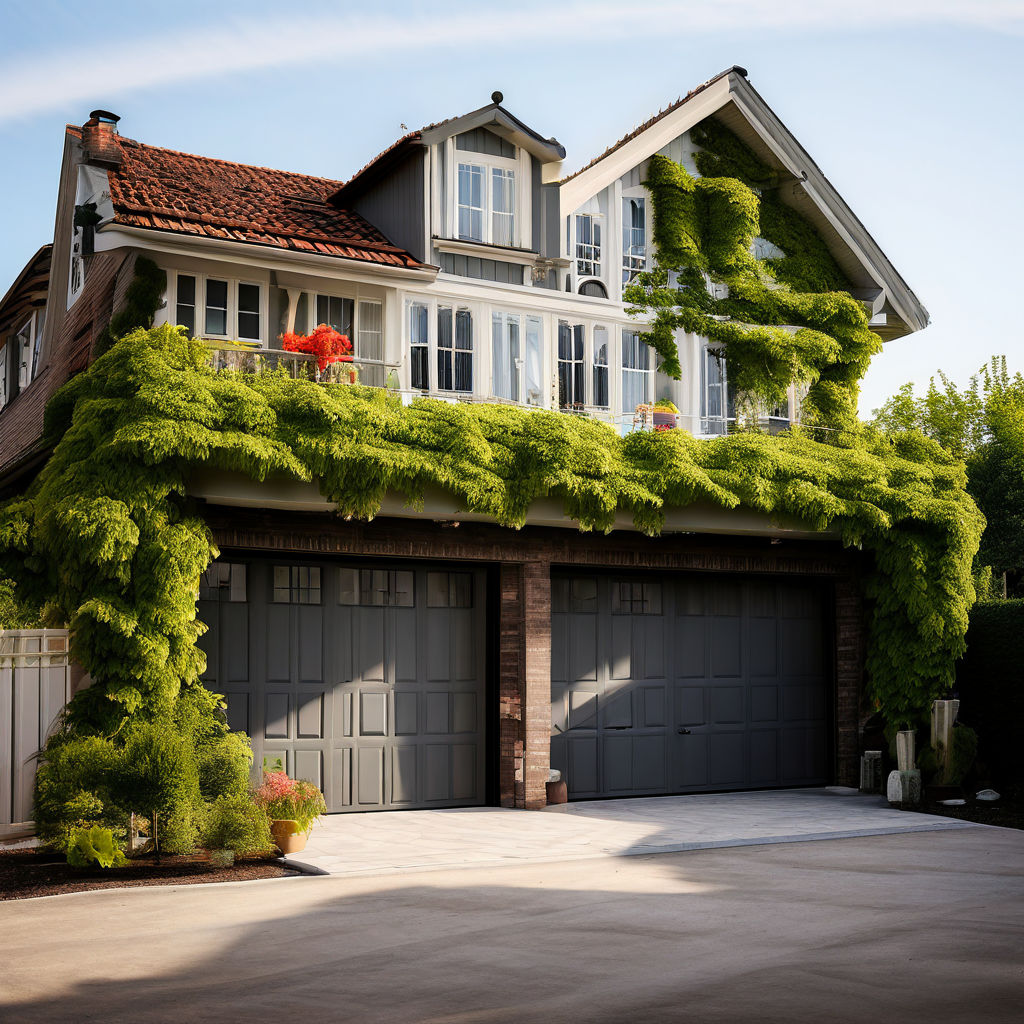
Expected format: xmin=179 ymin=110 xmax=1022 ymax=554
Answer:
xmin=270 ymin=819 xmax=309 ymax=855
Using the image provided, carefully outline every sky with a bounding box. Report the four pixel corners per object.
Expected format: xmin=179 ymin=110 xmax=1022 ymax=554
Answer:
xmin=1 ymin=0 xmax=1022 ymax=415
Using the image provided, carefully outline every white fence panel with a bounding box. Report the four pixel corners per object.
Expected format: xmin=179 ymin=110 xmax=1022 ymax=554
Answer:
xmin=0 ymin=629 xmax=71 ymax=836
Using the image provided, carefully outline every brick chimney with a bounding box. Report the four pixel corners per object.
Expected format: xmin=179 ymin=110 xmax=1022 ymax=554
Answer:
xmin=81 ymin=110 xmax=123 ymax=168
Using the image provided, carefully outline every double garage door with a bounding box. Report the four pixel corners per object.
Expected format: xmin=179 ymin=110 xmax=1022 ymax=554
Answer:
xmin=551 ymin=573 xmax=830 ymax=799
xmin=199 ymin=559 xmax=487 ymax=812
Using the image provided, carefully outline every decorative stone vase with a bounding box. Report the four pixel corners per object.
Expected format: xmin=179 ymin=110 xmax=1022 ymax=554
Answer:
xmin=271 ymin=819 xmax=309 ymax=855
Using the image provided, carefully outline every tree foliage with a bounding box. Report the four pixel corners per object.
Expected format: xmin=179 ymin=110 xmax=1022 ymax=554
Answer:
xmin=0 ymin=325 xmax=983 ymax=729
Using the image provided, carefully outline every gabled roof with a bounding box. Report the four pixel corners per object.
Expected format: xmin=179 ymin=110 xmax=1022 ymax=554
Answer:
xmin=558 ymin=67 xmax=928 ymax=338
xmin=0 ymin=245 xmax=51 ymax=334
xmin=330 ymin=99 xmax=565 ymax=205
xmin=69 ymin=127 xmax=426 ymax=270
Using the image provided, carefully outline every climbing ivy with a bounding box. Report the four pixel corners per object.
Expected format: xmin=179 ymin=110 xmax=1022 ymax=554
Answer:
xmin=624 ymin=117 xmax=880 ymax=430
xmin=0 ymin=327 xmax=983 ymax=730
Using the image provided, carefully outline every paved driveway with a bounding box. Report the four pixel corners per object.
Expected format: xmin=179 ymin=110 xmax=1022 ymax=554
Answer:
xmin=3 ymin=826 xmax=1022 ymax=1023
xmin=295 ymin=786 xmax=975 ymax=875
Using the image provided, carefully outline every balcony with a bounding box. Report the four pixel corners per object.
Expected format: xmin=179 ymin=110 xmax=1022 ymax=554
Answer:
xmin=203 ymin=341 xmax=390 ymax=386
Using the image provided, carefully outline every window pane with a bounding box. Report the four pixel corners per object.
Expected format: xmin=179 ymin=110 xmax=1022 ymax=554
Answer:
xmin=492 ymin=168 xmax=515 ymax=247
xmin=176 ymin=275 xmax=196 ymax=334
xmin=237 ymin=284 xmax=260 ymax=341
xmin=593 ymin=326 xmax=609 ymax=409
xmin=410 ymin=303 xmax=429 ymax=390
xmin=427 ymin=572 xmax=450 ymax=607
xmin=454 ymin=308 xmax=472 ymax=392
xmin=205 ymin=279 xmax=228 ymax=336
xmin=357 ymin=299 xmax=383 ymax=368
xmin=437 ymin=307 xmax=453 ymax=390
xmin=525 ymin=316 xmax=542 ymax=406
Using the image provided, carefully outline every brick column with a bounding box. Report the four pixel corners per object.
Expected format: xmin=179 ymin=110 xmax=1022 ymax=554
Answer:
xmin=834 ymin=577 xmax=864 ymax=787
xmin=522 ymin=560 xmax=552 ymax=809
xmin=497 ymin=563 xmax=525 ymax=807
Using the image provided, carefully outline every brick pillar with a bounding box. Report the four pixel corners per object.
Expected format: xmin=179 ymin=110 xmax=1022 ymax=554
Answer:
xmin=834 ymin=577 xmax=864 ymax=787
xmin=498 ymin=563 xmax=525 ymax=807
xmin=522 ymin=560 xmax=552 ymax=809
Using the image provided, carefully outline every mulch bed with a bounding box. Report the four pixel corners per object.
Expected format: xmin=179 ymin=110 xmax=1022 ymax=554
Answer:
xmin=917 ymin=784 xmax=1024 ymax=831
xmin=0 ymin=849 xmax=300 ymax=901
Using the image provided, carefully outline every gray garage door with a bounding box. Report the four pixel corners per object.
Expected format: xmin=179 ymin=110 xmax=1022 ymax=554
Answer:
xmin=199 ymin=560 xmax=487 ymax=812
xmin=550 ymin=574 xmax=829 ymax=799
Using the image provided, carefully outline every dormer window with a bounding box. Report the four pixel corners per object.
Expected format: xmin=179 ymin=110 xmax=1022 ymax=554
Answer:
xmin=457 ymin=162 xmax=516 ymax=246
xmin=575 ymin=214 xmax=601 ymax=277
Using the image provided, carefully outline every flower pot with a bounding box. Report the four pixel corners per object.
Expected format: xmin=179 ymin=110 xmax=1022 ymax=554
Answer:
xmin=270 ymin=819 xmax=309 ymax=855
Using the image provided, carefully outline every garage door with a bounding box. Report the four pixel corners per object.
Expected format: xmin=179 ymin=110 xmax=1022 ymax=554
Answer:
xmin=199 ymin=560 xmax=487 ymax=811
xmin=550 ymin=574 xmax=829 ymax=799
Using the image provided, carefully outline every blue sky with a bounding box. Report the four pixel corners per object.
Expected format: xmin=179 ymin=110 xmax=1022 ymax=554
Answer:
xmin=1 ymin=0 xmax=1022 ymax=414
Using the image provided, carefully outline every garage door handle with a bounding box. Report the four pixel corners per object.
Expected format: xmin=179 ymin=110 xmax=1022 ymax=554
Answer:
xmin=677 ymin=728 xmax=691 ymax=735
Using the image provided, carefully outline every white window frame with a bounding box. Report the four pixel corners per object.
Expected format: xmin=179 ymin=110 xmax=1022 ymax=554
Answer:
xmin=574 ymin=213 xmax=602 ymax=278
xmin=437 ymin=303 xmax=474 ymax=393
xmin=173 ymin=273 xmax=264 ymax=344
xmin=404 ymin=296 xmax=476 ymax=396
xmin=620 ymin=329 xmax=652 ymax=417
xmin=700 ymin=345 xmax=735 ymax=436
xmin=592 ymin=325 xmax=610 ymax=411
xmin=452 ymin=151 xmax=520 ymax=247
xmin=621 ymin=193 xmax=648 ymax=285
xmin=491 ymin=311 xmax=523 ymax=402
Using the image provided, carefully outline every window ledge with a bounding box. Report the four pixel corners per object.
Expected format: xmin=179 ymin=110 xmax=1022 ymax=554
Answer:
xmin=433 ymin=237 xmax=539 ymax=266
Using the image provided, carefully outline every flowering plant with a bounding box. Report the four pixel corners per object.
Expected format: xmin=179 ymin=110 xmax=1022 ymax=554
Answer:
xmin=253 ymin=771 xmax=327 ymax=833
xmin=280 ymin=324 xmax=353 ymax=373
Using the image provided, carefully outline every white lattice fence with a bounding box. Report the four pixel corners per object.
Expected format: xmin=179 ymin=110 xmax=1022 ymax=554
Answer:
xmin=0 ymin=630 xmax=71 ymax=836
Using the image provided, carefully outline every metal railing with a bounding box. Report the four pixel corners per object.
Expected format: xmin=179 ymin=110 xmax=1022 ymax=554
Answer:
xmin=203 ymin=342 xmax=392 ymax=387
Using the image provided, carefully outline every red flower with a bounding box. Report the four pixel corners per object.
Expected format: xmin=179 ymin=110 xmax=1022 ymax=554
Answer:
xmin=281 ymin=324 xmax=353 ymax=372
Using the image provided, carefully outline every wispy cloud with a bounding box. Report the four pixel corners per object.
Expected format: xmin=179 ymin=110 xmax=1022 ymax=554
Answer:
xmin=0 ymin=0 xmax=1020 ymax=124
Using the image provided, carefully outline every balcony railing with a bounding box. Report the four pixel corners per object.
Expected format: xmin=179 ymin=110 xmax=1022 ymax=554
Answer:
xmin=203 ymin=341 xmax=391 ymax=386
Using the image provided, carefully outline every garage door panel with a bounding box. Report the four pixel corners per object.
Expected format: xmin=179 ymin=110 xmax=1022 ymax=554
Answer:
xmin=333 ymin=691 xmax=353 ymax=738
xmin=223 ymin=692 xmax=249 ymax=734
xmin=452 ymin=744 xmax=477 ymax=800
xmin=710 ymin=684 xmax=744 ymax=725
xmin=748 ymin=618 xmax=777 ymax=677
xmin=710 ymin=618 xmax=742 ymax=678
xmin=294 ymin=749 xmax=323 ymax=791
xmin=357 ymin=610 xmax=385 ymax=683
xmin=265 ymin=693 xmax=289 ymax=739
xmin=551 ymin=616 xmax=568 ymax=683
xmin=569 ymin=736 xmax=599 ymax=794
xmin=572 ymin=615 xmax=598 ymax=682
xmin=425 ymin=744 xmax=450 ymax=802
xmin=610 ymin=617 xmax=631 ymax=680
xmin=357 ymin=746 xmax=385 ymax=805
xmin=676 ymin=686 xmax=706 ymax=727
xmin=359 ymin=691 xmax=388 ymax=737
xmin=750 ymin=685 xmax=778 ymax=723
xmin=709 ymin=732 xmax=746 ymax=786
xmin=391 ymin=745 xmax=417 ymax=804
xmin=425 ymin=692 xmax=450 ymax=734
xmin=750 ymin=729 xmax=778 ymax=784
xmin=297 ymin=692 xmax=324 ymax=739
xmin=394 ymin=608 xmax=417 ymax=683
xmin=634 ymin=735 xmax=667 ymax=791
xmin=426 ymin=609 xmax=450 ymax=681
xmin=639 ymin=618 xmax=665 ymax=679
xmin=603 ymin=688 xmax=632 ymax=729
xmin=224 ymin=603 xmax=249 ymax=682
xmin=298 ymin=606 xmax=323 ymax=684
xmin=642 ymin=686 xmax=666 ymax=728
xmin=781 ymin=619 xmax=822 ymax=675
xmin=453 ymin=611 xmax=475 ymax=681
xmin=569 ymin=689 xmax=599 ymax=730
xmin=678 ymin=734 xmax=708 ymax=787
xmin=394 ymin=691 xmax=418 ymax=735
xmin=603 ymin=735 xmax=633 ymax=792
xmin=676 ymin=618 xmax=705 ymax=677
xmin=331 ymin=746 xmax=352 ymax=807
xmin=267 ymin=606 xmax=290 ymax=682
xmin=453 ymin=692 xmax=477 ymax=734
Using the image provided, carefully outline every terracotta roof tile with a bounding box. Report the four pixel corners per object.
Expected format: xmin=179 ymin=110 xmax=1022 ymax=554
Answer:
xmin=67 ymin=127 xmax=427 ymax=271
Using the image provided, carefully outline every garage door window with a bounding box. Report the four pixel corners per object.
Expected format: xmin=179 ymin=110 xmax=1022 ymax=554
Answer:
xmin=338 ymin=569 xmax=414 ymax=607
xmin=552 ymin=577 xmax=598 ymax=613
xmin=427 ymin=571 xmax=473 ymax=608
xmin=199 ymin=563 xmax=247 ymax=602
xmin=272 ymin=566 xmax=321 ymax=604
xmin=611 ymin=581 xmax=662 ymax=615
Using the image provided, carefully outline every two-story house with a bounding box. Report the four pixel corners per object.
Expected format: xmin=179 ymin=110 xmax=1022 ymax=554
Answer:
xmin=0 ymin=68 xmax=927 ymax=813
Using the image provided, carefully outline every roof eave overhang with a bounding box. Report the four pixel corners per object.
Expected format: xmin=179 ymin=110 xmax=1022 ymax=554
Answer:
xmin=96 ymin=225 xmax=438 ymax=284
xmin=420 ymin=104 xmax=565 ymax=163
xmin=0 ymin=244 xmax=52 ymax=319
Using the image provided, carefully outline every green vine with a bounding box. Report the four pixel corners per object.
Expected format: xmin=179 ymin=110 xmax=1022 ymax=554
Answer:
xmin=90 ymin=255 xmax=166 ymax=361
xmin=625 ymin=118 xmax=880 ymax=430
xmin=0 ymin=327 xmax=982 ymax=730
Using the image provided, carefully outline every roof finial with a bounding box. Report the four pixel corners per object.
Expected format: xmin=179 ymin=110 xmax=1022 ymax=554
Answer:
xmin=491 ymin=91 xmax=503 ymax=105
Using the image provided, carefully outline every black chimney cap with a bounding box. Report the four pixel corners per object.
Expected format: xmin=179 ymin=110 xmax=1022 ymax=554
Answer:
xmin=491 ymin=91 xmax=503 ymax=105
xmin=89 ymin=110 xmax=120 ymax=124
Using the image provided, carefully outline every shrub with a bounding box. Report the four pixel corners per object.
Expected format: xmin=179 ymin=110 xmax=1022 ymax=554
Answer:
xmin=66 ymin=825 xmax=126 ymax=869
xmin=34 ymin=735 xmax=125 ymax=852
xmin=200 ymin=794 xmax=276 ymax=856
xmin=254 ymin=771 xmax=326 ymax=833
xmin=198 ymin=732 xmax=253 ymax=802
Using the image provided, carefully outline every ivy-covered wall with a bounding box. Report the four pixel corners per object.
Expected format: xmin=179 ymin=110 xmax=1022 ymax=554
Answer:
xmin=625 ymin=118 xmax=880 ymax=431
xmin=0 ymin=326 xmax=982 ymax=731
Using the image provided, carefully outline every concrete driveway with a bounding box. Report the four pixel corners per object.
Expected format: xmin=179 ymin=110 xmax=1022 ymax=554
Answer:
xmin=2 ymin=825 xmax=1022 ymax=1023
xmin=294 ymin=786 xmax=976 ymax=876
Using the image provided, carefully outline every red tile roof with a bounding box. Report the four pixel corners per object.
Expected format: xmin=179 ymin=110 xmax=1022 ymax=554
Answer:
xmin=67 ymin=127 xmax=427 ymax=270
xmin=559 ymin=66 xmax=744 ymax=183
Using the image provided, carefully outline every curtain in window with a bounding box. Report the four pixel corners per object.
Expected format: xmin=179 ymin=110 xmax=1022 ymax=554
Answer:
xmin=558 ymin=321 xmax=585 ymax=408
xmin=458 ymin=164 xmax=484 ymax=241
xmin=437 ymin=306 xmax=453 ymax=390
xmin=491 ymin=312 xmax=520 ymax=401
xmin=357 ymin=300 xmax=384 ymax=386
xmin=454 ymin=308 xmax=473 ymax=392
xmin=701 ymin=346 xmax=734 ymax=434
xmin=621 ymin=330 xmax=650 ymax=415
xmin=525 ymin=316 xmax=543 ymax=406
xmin=592 ymin=326 xmax=609 ymax=409
xmin=491 ymin=168 xmax=515 ymax=247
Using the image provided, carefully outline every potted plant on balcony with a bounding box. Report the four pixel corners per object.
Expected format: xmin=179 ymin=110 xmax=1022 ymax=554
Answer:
xmin=253 ymin=770 xmax=327 ymax=855
xmin=652 ymin=399 xmax=679 ymax=431
xmin=280 ymin=324 xmax=355 ymax=383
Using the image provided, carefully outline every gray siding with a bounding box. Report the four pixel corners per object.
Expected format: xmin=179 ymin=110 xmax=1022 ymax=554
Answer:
xmin=531 ymin=156 xmax=542 ymax=253
xmin=439 ymin=253 xmax=522 ymax=284
xmin=352 ymin=150 xmax=427 ymax=263
xmin=541 ymin=183 xmax=561 ymax=260
xmin=456 ymin=128 xmax=515 ymax=158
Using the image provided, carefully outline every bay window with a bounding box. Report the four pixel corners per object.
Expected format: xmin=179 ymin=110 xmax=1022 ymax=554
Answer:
xmin=621 ymin=330 xmax=651 ymax=416
xmin=622 ymin=197 xmax=647 ymax=283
